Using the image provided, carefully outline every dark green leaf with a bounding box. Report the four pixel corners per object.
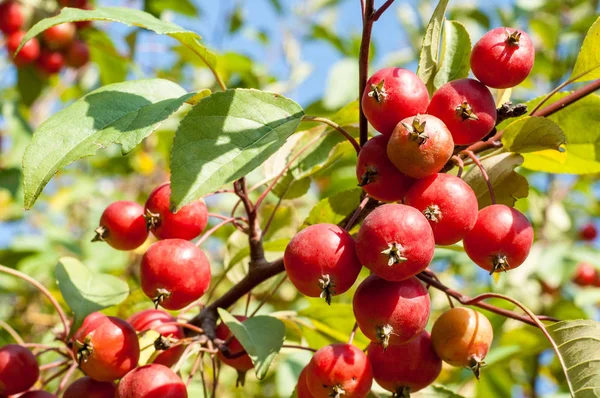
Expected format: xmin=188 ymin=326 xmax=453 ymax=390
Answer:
xmin=17 ymin=66 xmax=45 ymax=106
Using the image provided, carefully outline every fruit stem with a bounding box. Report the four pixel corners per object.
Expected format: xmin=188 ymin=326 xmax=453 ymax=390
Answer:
xmin=344 ymin=195 xmax=371 ymax=230
xmin=302 ymin=115 xmax=361 ymax=154
xmin=196 ymin=217 xmax=240 ymax=246
xmin=282 ymin=344 xmax=317 ymax=353
xmin=348 ymin=322 xmax=359 ymax=345
xmin=0 ymin=319 xmax=25 ymax=344
xmin=249 ymin=274 xmax=288 ymax=317
xmin=452 ymin=155 xmax=464 ymax=178
xmin=462 ymin=150 xmax=496 ymax=204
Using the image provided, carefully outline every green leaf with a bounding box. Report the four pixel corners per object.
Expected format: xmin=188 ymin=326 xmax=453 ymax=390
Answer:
xmin=217 ymin=309 xmax=285 ymax=380
xmin=417 ymin=0 xmax=450 ymax=94
xmin=570 ymin=16 xmax=600 ymax=82
xmin=22 ymin=79 xmax=192 ymax=209
xmin=17 ymin=66 xmax=45 ymax=106
xmin=302 ymin=188 xmax=362 ymax=228
xmin=501 ymin=116 xmax=566 ymax=153
xmin=426 ymin=385 xmax=468 ymax=398
xmin=433 ymin=20 xmax=471 ymax=91
xmin=462 ymin=153 xmax=529 ymax=208
xmin=547 ymin=320 xmax=600 ymax=397
xmin=1 ymin=101 xmax=32 ymax=168
xmin=84 ymin=28 xmax=128 ymax=85
xmin=271 ymin=172 xmax=311 ymax=200
xmin=137 ymin=329 xmax=162 ymax=366
xmin=170 ymin=89 xmax=304 ymax=210
xmin=55 ymin=257 xmax=129 ymax=336
xmin=323 ymin=58 xmax=359 ymax=110
xmin=145 ymin=0 xmax=198 ymax=16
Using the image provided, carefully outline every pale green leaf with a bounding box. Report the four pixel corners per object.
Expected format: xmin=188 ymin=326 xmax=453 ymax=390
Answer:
xmin=302 ymin=188 xmax=362 ymax=228
xmin=501 ymin=116 xmax=566 ymax=153
xmin=417 ymin=0 xmax=450 ymax=93
xmin=570 ymin=16 xmax=600 ymax=82
xmin=84 ymin=29 xmax=128 ymax=85
xmin=138 ymin=330 xmax=162 ymax=366
xmin=145 ymin=0 xmax=198 ymax=16
xmin=433 ymin=20 xmax=471 ymax=91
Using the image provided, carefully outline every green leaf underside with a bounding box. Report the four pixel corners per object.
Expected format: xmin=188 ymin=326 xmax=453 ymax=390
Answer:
xmin=22 ymin=79 xmax=192 ymax=209
xmin=170 ymin=89 xmax=304 ymax=210
xmin=56 ymin=257 xmax=129 ymax=336
xmin=570 ymin=16 xmax=600 ymax=82
xmin=433 ymin=20 xmax=471 ymax=91
xmin=501 ymin=116 xmax=566 ymax=153
xmin=417 ymin=0 xmax=450 ymax=93
xmin=218 ymin=309 xmax=285 ymax=380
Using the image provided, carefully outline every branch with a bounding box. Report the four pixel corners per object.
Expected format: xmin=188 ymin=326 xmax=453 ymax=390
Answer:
xmin=358 ymin=0 xmax=375 ymax=146
xmin=372 ymin=0 xmax=395 ymax=21
xmin=234 ymin=179 xmax=265 ymax=267
xmin=302 ymin=115 xmax=360 ymax=154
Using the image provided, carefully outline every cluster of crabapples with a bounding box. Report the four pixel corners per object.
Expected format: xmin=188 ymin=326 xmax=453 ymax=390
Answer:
xmin=288 ymin=27 xmax=536 ymax=397
xmin=0 ymin=0 xmax=90 ymax=75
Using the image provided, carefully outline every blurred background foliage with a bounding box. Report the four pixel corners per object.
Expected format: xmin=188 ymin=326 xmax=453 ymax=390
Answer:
xmin=0 ymin=0 xmax=599 ymax=397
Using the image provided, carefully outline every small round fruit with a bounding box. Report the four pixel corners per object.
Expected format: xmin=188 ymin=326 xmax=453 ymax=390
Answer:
xmin=356 ymin=204 xmax=435 ymax=281
xmin=353 ymin=275 xmax=430 ymax=348
xmin=387 ymin=114 xmax=454 ymax=178
xmin=65 ymin=40 xmax=90 ymax=68
xmin=216 ymin=315 xmax=253 ymax=373
xmin=127 ymin=309 xmax=185 ymax=368
xmin=361 ymin=67 xmax=429 ymax=136
xmin=0 ymin=344 xmax=39 ymax=395
xmin=116 ymin=364 xmax=187 ymax=398
xmin=93 ymin=201 xmax=148 ymax=251
xmin=367 ymin=331 xmax=441 ymax=396
xmin=140 ymin=239 xmax=211 ymax=310
xmin=59 ymin=0 xmax=88 ymax=6
xmin=19 ymin=391 xmax=56 ymax=398
xmin=356 ymin=134 xmax=415 ymax=202
xmin=431 ymin=307 xmax=493 ymax=378
xmin=6 ymin=31 xmax=40 ymax=66
xmin=573 ymin=262 xmax=597 ymax=287
xmin=471 ymin=28 xmax=535 ymax=89
xmin=64 ymin=376 xmax=116 ymax=398
xmin=579 ymin=222 xmax=598 ymax=241
xmin=297 ymin=366 xmax=315 ymax=398
xmin=306 ymin=344 xmax=373 ymax=398
xmin=145 ymin=182 xmax=208 ymax=241
xmin=37 ymin=49 xmax=65 ymax=75
xmin=0 ymin=1 xmax=23 ymax=34
xmin=463 ymin=204 xmax=534 ymax=274
xmin=42 ymin=23 xmax=76 ymax=50
xmin=426 ymin=78 xmax=497 ymax=145
xmin=73 ymin=312 xmax=140 ymax=381
xmin=404 ymin=173 xmax=478 ymax=245
xmin=284 ymin=223 xmax=362 ymax=304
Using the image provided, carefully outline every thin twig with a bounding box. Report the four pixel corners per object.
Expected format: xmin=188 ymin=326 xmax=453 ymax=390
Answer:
xmin=345 ymin=195 xmax=371 ymax=230
xmin=348 ymin=322 xmax=359 ymax=345
xmin=372 ymin=0 xmax=396 ymax=20
xmin=452 ymin=155 xmax=464 ymax=179
xmin=249 ymin=275 xmax=288 ymax=318
xmin=282 ymin=344 xmax=317 ymax=353
xmin=187 ymin=351 xmax=205 ymax=387
xmin=158 ymin=322 xmax=204 ymax=335
xmin=463 ymin=150 xmax=496 ymax=204
xmin=301 ymin=115 xmax=360 ymax=154
xmin=0 ymin=320 xmax=24 ymax=344
xmin=529 ymin=69 xmax=599 ymax=115
xmin=57 ymin=363 xmax=78 ymax=394
xmin=196 ymin=217 xmax=239 ymax=246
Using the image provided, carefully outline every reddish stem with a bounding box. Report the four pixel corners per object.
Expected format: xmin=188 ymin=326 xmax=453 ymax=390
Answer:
xmin=463 ymin=150 xmax=496 ymax=204
xmin=196 ymin=217 xmax=239 ymax=246
xmin=358 ymin=0 xmax=375 ymax=146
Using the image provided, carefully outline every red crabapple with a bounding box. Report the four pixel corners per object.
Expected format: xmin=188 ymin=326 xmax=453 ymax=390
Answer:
xmin=361 ymin=68 xmax=429 ymax=136
xmin=573 ymin=262 xmax=597 ymax=287
xmin=115 ymin=364 xmax=187 ymax=398
xmin=427 ymin=78 xmax=497 ymax=145
xmin=463 ymin=204 xmax=534 ymax=274
xmin=64 ymin=376 xmax=116 ymax=398
xmin=471 ymin=28 xmax=535 ymax=89
xmin=296 ymin=366 xmax=315 ymax=398
xmin=0 ymin=1 xmax=23 ymax=34
xmin=6 ymin=31 xmax=40 ymax=66
xmin=37 ymin=49 xmax=65 ymax=75
xmin=216 ymin=315 xmax=254 ymax=384
xmin=579 ymin=222 xmax=598 ymax=241
xmin=0 ymin=344 xmax=39 ymax=395
xmin=65 ymin=40 xmax=90 ymax=68
xmin=284 ymin=223 xmax=362 ymax=304
xmin=353 ymin=275 xmax=430 ymax=348
xmin=356 ymin=204 xmax=435 ymax=281
xmin=93 ymin=201 xmax=148 ymax=251
xmin=42 ymin=23 xmax=76 ymax=50
xmin=19 ymin=392 xmax=56 ymax=398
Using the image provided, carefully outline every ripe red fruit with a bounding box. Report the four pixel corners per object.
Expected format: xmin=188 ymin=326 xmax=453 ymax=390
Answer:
xmin=0 ymin=344 xmax=39 ymax=395
xmin=426 ymin=78 xmax=497 ymax=145
xmin=573 ymin=262 xmax=597 ymax=287
xmin=93 ymin=201 xmax=148 ymax=251
xmin=284 ymin=223 xmax=362 ymax=304
xmin=215 ymin=315 xmax=254 ymax=375
xmin=361 ymin=67 xmax=429 ymax=136
xmin=65 ymin=40 xmax=90 ymax=68
xmin=37 ymin=49 xmax=65 ymax=75
xmin=19 ymin=392 xmax=56 ymax=398
xmin=463 ymin=204 xmax=534 ymax=274
xmin=140 ymin=239 xmax=211 ymax=310
xmin=356 ymin=204 xmax=435 ymax=281
xmin=116 ymin=364 xmax=187 ymax=398
xmin=387 ymin=114 xmax=454 ymax=178
xmin=64 ymin=377 xmax=116 ymax=398
xmin=296 ymin=366 xmax=315 ymax=398
xmin=42 ymin=23 xmax=76 ymax=50
xmin=367 ymin=331 xmax=441 ymax=396
xmin=305 ymin=343 xmax=373 ymax=398
xmin=127 ymin=309 xmax=186 ymax=368
xmin=579 ymin=222 xmax=598 ymax=241
xmin=471 ymin=28 xmax=535 ymax=89
xmin=59 ymin=0 xmax=88 ymax=7
xmin=353 ymin=275 xmax=430 ymax=348
xmin=145 ymin=182 xmax=208 ymax=241
xmin=73 ymin=312 xmax=140 ymax=381
xmin=404 ymin=173 xmax=478 ymax=245
xmin=431 ymin=307 xmax=493 ymax=378
xmin=6 ymin=31 xmax=40 ymax=66
xmin=0 ymin=1 xmax=23 ymax=34
xmin=356 ymin=134 xmax=415 ymax=202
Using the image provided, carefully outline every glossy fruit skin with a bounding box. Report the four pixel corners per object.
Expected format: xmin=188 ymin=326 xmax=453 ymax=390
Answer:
xmin=145 ymin=182 xmax=208 ymax=241
xmin=431 ymin=308 xmax=493 ymax=372
xmin=367 ymin=331 xmax=441 ymax=395
xmin=127 ymin=309 xmax=185 ymax=368
xmin=356 ymin=204 xmax=435 ymax=281
xmin=0 ymin=344 xmax=39 ymax=395
xmin=0 ymin=1 xmax=23 ymax=34
xmin=471 ymin=28 xmax=535 ymax=89
xmin=59 ymin=0 xmax=88 ymax=7
xmin=387 ymin=114 xmax=454 ymax=178
xmin=215 ymin=315 xmax=254 ymax=372
xmin=463 ymin=204 xmax=534 ymax=274
xmin=42 ymin=23 xmax=76 ymax=50
xmin=361 ymin=67 xmax=429 ymax=136
xmin=573 ymin=262 xmax=597 ymax=287
xmin=579 ymin=222 xmax=598 ymax=241
xmin=353 ymin=275 xmax=430 ymax=348
xmin=73 ymin=312 xmax=140 ymax=381
xmin=404 ymin=173 xmax=478 ymax=245
xmin=427 ymin=78 xmax=497 ymax=145
xmin=306 ymin=344 xmax=373 ymax=398
xmin=297 ymin=366 xmax=315 ymax=398
xmin=65 ymin=40 xmax=90 ymax=68
xmin=284 ymin=223 xmax=362 ymax=303
xmin=6 ymin=31 xmax=40 ymax=66
xmin=356 ymin=134 xmax=415 ymax=202
xmin=116 ymin=364 xmax=188 ymax=398
xmin=19 ymin=392 xmax=56 ymax=398
xmin=64 ymin=376 xmax=116 ymax=398
xmin=37 ymin=49 xmax=65 ymax=75
xmin=96 ymin=201 xmax=148 ymax=251
xmin=140 ymin=239 xmax=211 ymax=310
